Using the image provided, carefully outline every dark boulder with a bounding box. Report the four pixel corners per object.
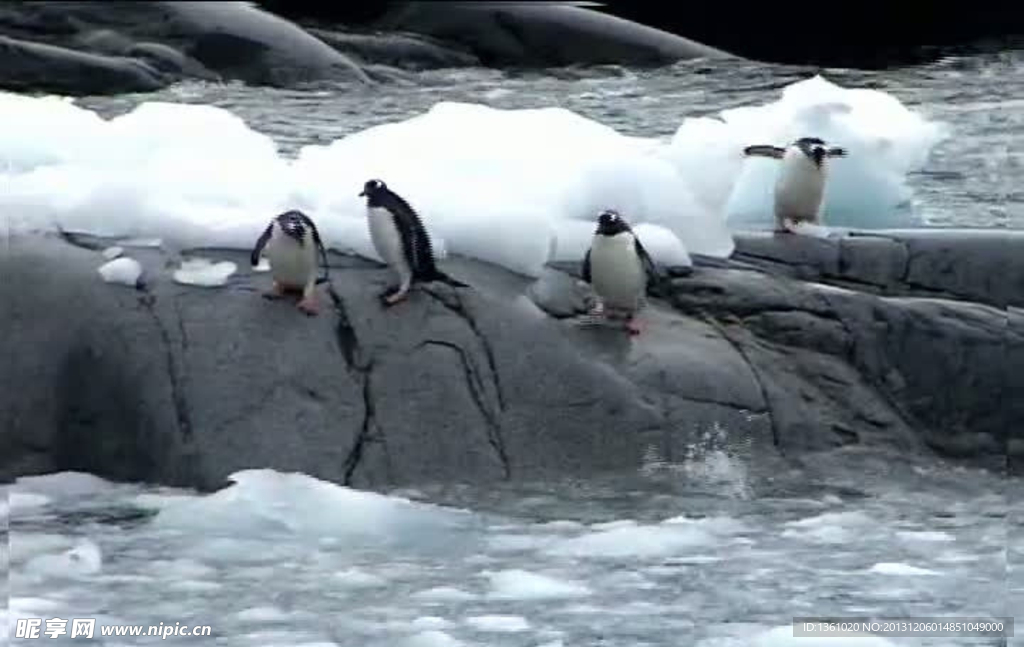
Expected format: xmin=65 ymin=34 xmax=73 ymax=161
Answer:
xmin=0 ymin=0 xmax=369 ymax=95
xmin=1 ymin=228 xmax=1015 ymax=489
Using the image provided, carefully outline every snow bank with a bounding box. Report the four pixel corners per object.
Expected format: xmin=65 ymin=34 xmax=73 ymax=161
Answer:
xmin=2 ymin=75 xmax=943 ymax=279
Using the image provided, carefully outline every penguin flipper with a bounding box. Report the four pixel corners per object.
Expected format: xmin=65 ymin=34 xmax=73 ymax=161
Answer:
xmin=581 ymin=248 xmax=592 ymax=284
xmin=251 ymin=222 xmax=273 ymax=267
xmin=827 ymin=146 xmax=848 ymax=157
xmin=634 ymin=238 xmax=666 ymax=296
xmin=743 ymin=145 xmax=786 ymax=159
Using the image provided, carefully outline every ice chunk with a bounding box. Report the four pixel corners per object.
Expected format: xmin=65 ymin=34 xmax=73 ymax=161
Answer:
xmin=152 ymin=469 xmax=472 ymax=546
xmin=545 ymin=519 xmax=717 ymax=559
xmin=97 ymin=257 xmax=142 ymax=287
xmin=411 ymin=617 xmax=455 ymax=631
xmin=23 ymin=538 xmax=102 ymax=577
xmin=412 ymin=586 xmax=478 ymax=602
xmin=101 ymin=245 xmax=124 ymax=260
xmin=868 ymin=562 xmax=940 ymax=576
xmin=485 ymin=569 xmax=591 ymax=600
xmin=2 ymin=76 xmax=942 ymax=280
xmin=333 ymin=567 xmax=387 ymax=589
xmin=404 ymin=630 xmax=464 ymax=647
xmin=464 ymin=615 xmax=530 ymax=632
xmin=712 ymin=75 xmax=946 ymax=230
xmin=172 ymin=258 xmax=237 ymax=287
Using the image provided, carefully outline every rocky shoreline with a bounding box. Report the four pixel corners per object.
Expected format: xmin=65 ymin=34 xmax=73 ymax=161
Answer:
xmin=2 ymin=228 xmax=1018 ymax=489
xmin=0 ymin=1 xmax=724 ymax=96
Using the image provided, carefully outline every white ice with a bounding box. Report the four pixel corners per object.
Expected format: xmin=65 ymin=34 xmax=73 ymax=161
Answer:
xmin=172 ymin=257 xmax=237 ymax=287
xmin=412 ymin=586 xmax=479 ymax=602
xmin=22 ymin=538 xmax=102 ymax=578
xmin=712 ymin=75 xmax=946 ymax=230
xmin=868 ymin=562 xmax=940 ymax=576
xmin=543 ymin=516 xmax=732 ymax=559
xmin=464 ymin=615 xmax=531 ymax=632
xmin=14 ymin=471 xmax=120 ymax=499
xmin=97 ymin=256 xmax=142 ymax=286
xmin=484 ymin=568 xmax=591 ymax=600
xmin=151 ymin=469 xmax=473 ymax=545
xmin=101 ymin=245 xmax=124 ymax=260
xmin=404 ymin=630 xmax=464 ymax=647
xmin=2 ymin=75 xmax=942 ymax=279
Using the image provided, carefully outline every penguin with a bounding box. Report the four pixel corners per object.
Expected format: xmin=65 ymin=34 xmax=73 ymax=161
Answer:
xmin=743 ymin=137 xmax=847 ymax=233
xmin=581 ymin=209 xmax=661 ymax=336
xmin=250 ymin=209 xmax=330 ymax=316
xmin=358 ymin=179 xmax=468 ymax=306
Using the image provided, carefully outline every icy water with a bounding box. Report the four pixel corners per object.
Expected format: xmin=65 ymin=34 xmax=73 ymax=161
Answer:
xmin=3 ymin=448 xmax=1017 ymax=647
xmin=4 ymin=52 xmax=1022 ymax=646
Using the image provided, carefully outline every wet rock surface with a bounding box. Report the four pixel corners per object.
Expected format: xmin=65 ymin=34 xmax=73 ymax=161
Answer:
xmin=1 ymin=229 xmax=1016 ymax=489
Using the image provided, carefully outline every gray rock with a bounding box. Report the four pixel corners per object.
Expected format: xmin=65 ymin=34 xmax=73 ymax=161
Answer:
xmin=732 ymin=228 xmax=1024 ymax=309
xmin=1 ymin=228 xmax=1015 ymax=489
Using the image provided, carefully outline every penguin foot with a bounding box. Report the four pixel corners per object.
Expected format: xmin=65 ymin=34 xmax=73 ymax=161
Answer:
xmin=625 ymin=317 xmax=643 ymax=336
xmin=380 ymin=286 xmax=409 ymax=307
xmin=297 ymin=297 xmax=320 ymax=316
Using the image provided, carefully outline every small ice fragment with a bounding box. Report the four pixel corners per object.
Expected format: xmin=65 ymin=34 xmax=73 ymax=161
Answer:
xmin=97 ymin=257 xmax=142 ymax=287
xmin=412 ymin=586 xmax=477 ymax=602
xmin=404 ymin=630 xmax=464 ymax=647
xmin=172 ymin=258 xmax=237 ymax=287
xmin=411 ymin=617 xmax=454 ymax=631
xmin=101 ymin=246 xmax=123 ymax=260
xmin=868 ymin=562 xmax=940 ymax=576
xmin=464 ymin=615 xmax=530 ymax=632
xmin=120 ymin=237 xmax=163 ymax=248
xmin=485 ymin=569 xmax=591 ymax=600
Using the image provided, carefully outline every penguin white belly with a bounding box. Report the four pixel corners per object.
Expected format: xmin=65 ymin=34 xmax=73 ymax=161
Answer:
xmin=774 ymin=152 xmax=826 ymax=224
xmin=367 ymin=207 xmax=411 ymax=281
xmin=589 ymin=234 xmax=646 ymax=312
xmin=266 ymin=233 xmax=316 ymax=289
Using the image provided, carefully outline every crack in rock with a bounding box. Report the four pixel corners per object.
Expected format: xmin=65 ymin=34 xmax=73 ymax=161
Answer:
xmin=423 ymin=288 xmax=510 ymax=475
xmin=327 ymin=285 xmax=361 ymax=371
xmin=344 ymin=359 xmax=377 ymax=485
xmin=426 ymin=289 xmax=507 ymax=409
xmin=327 ymin=284 xmax=378 ymax=485
xmin=137 ymin=291 xmax=194 ymax=442
xmin=418 ymin=338 xmax=511 ymax=478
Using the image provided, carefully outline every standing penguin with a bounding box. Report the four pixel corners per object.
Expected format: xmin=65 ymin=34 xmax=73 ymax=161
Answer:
xmin=743 ymin=137 xmax=847 ymax=233
xmin=250 ymin=209 xmax=330 ymax=316
xmin=358 ymin=179 xmax=468 ymax=306
xmin=581 ymin=209 xmax=661 ymax=336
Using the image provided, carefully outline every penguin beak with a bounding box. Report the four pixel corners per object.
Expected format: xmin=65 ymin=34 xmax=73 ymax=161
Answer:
xmin=358 ymin=190 xmax=366 ymax=197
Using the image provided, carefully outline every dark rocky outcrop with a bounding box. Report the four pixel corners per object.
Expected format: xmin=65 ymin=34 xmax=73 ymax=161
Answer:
xmin=259 ymin=1 xmax=1023 ymax=70
xmin=353 ymin=2 xmax=727 ymax=68
xmin=0 ymin=1 xmax=726 ymax=96
xmin=1 ymin=228 xmax=1017 ymax=489
xmin=0 ymin=0 xmax=369 ymax=95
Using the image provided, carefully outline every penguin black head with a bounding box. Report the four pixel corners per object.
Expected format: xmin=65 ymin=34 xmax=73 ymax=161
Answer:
xmin=794 ymin=137 xmax=829 ymax=166
xmin=276 ymin=210 xmax=307 ymax=244
xmin=359 ymin=179 xmax=387 ymax=198
xmin=595 ymin=209 xmax=632 ymax=237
